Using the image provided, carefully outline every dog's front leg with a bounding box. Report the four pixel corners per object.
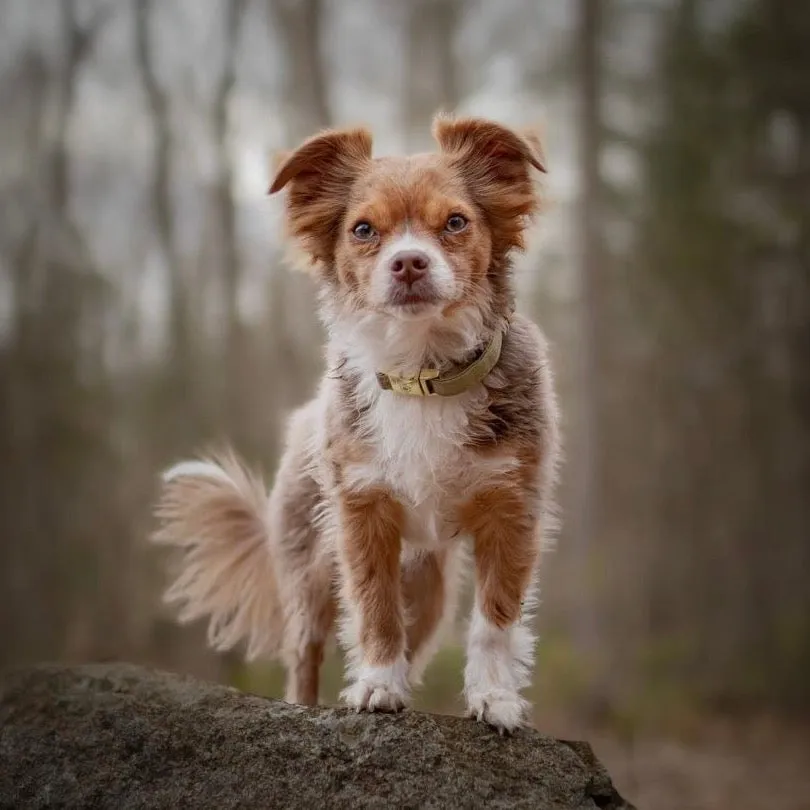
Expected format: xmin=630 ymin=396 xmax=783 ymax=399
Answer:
xmin=459 ymin=485 xmax=540 ymax=733
xmin=337 ymin=487 xmax=410 ymax=712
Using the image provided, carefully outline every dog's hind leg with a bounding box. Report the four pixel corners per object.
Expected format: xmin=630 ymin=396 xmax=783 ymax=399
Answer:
xmin=259 ymin=400 xmax=339 ymax=706
xmin=269 ymin=429 xmax=338 ymax=706
xmin=280 ymin=550 xmax=336 ymax=705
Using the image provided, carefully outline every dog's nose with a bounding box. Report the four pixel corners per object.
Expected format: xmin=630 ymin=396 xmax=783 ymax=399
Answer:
xmin=390 ymin=250 xmax=430 ymax=284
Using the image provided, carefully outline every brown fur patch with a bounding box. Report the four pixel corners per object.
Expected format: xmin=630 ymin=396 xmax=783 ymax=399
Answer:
xmin=458 ymin=485 xmax=538 ymax=629
xmin=339 ymin=488 xmax=406 ymax=665
xmin=466 ymin=316 xmax=555 ymax=454
xmin=286 ymin=640 xmax=325 ymax=706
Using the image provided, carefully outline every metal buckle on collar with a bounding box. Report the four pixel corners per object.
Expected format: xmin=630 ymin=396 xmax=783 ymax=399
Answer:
xmin=386 ymin=368 xmax=439 ymax=397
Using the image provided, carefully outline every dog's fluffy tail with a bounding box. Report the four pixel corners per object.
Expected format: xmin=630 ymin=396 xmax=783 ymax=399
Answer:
xmin=152 ymin=450 xmax=283 ymax=661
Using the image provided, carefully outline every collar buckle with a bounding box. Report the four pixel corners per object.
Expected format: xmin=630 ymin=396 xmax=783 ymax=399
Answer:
xmin=386 ymin=368 xmax=439 ymax=397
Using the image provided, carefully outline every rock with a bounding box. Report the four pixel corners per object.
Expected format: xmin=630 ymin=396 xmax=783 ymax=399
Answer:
xmin=0 ymin=663 xmax=634 ymax=809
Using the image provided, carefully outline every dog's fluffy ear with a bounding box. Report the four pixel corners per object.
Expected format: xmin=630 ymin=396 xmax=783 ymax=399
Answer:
xmin=433 ymin=114 xmax=546 ymax=174
xmin=269 ymin=128 xmax=373 ymax=268
xmin=432 ymin=114 xmax=544 ymax=255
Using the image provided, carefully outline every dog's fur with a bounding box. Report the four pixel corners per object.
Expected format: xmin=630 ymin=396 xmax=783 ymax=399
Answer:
xmin=152 ymin=114 xmax=561 ymax=731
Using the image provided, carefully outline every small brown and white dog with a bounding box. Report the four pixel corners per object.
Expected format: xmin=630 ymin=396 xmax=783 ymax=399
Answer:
xmin=153 ymin=113 xmax=560 ymax=732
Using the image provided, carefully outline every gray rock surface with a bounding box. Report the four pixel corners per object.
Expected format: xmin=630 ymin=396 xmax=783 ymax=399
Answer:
xmin=0 ymin=663 xmax=634 ymax=809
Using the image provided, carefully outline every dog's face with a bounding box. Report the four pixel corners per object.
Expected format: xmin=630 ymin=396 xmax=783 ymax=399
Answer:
xmin=269 ymin=115 xmax=544 ymax=322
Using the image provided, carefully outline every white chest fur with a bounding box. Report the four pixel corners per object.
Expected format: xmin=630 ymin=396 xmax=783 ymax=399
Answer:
xmin=325 ymin=307 xmax=520 ymax=549
xmin=340 ymin=372 xmax=518 ymax=550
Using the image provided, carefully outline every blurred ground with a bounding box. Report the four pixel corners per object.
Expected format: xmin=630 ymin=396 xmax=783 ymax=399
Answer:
xmin=588 ymin=719 xmax=810 ymax=810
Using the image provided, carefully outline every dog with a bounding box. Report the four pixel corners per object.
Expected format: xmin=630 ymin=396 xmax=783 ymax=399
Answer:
xmin=152 ymin=113 xmax=560 ymax=732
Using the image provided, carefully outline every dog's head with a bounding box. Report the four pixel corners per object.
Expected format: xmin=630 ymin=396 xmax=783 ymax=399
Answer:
xmin=269 ymin=114 xmax=545 ymax=324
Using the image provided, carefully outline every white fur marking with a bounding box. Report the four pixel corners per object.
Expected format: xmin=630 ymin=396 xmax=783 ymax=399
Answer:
xmin=162 ymin=460 xmax=233 ymax=485
xmin=370 ymin=229 xmax=459 ymax=308
xmin=341 ymin=655 xmax=410 ymax=713
xmin=463 ymin=602 xmax=535 ymax=732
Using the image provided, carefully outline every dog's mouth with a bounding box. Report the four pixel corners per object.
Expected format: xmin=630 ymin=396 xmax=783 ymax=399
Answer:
xmin=386 ymin=280 xmax=442 ymax=312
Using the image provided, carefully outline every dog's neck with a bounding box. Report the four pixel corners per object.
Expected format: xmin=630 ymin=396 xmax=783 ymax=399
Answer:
xmin=323 ymin=299 xmax=503 ymax=379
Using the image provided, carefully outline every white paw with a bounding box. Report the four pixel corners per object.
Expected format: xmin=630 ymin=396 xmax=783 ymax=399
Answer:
xmin=342 ymin=680 xmax=407 ymax=713
xmin=465 ymin=689 xmax=527 ymax=734
xmin=341 ymin=660 xmax=410 ymax=714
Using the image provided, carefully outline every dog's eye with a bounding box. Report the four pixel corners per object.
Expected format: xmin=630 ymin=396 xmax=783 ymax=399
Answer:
xmin=352 ymin=221 xmax=377 ymax=241
xmin=445 ymin=214 xmax=468 ymax=233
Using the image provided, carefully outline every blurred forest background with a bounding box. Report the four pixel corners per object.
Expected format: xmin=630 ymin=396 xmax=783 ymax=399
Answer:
xmin=1 ymin=0 xmax=808 ymax=807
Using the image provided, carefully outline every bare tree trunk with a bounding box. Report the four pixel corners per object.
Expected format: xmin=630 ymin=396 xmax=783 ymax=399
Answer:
xmin=52 ymin=0 xmax=113 ymax=213
xmin=572 ymin=0 xmax=604 ymax=708
xmin=404 ymin=0 xmax=461 ymax=150
xmin=265 ymin=0 xmax=331 ymax=409
xmin=269 ymin=0 xmax=331 ymax=140
xmin=51 ymin=0 xmax=79 ymax=214
xmin=211 ymin=0 xmax=248 ymax=444
xmin=134 ymin=0 xmax=189 ymax=377
xmin=210 ymin=0 xmax=249 ymax=685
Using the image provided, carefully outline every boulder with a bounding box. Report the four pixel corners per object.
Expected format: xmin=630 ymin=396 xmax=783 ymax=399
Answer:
xmin=0 ymin=663 xmax=634 ymax=809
